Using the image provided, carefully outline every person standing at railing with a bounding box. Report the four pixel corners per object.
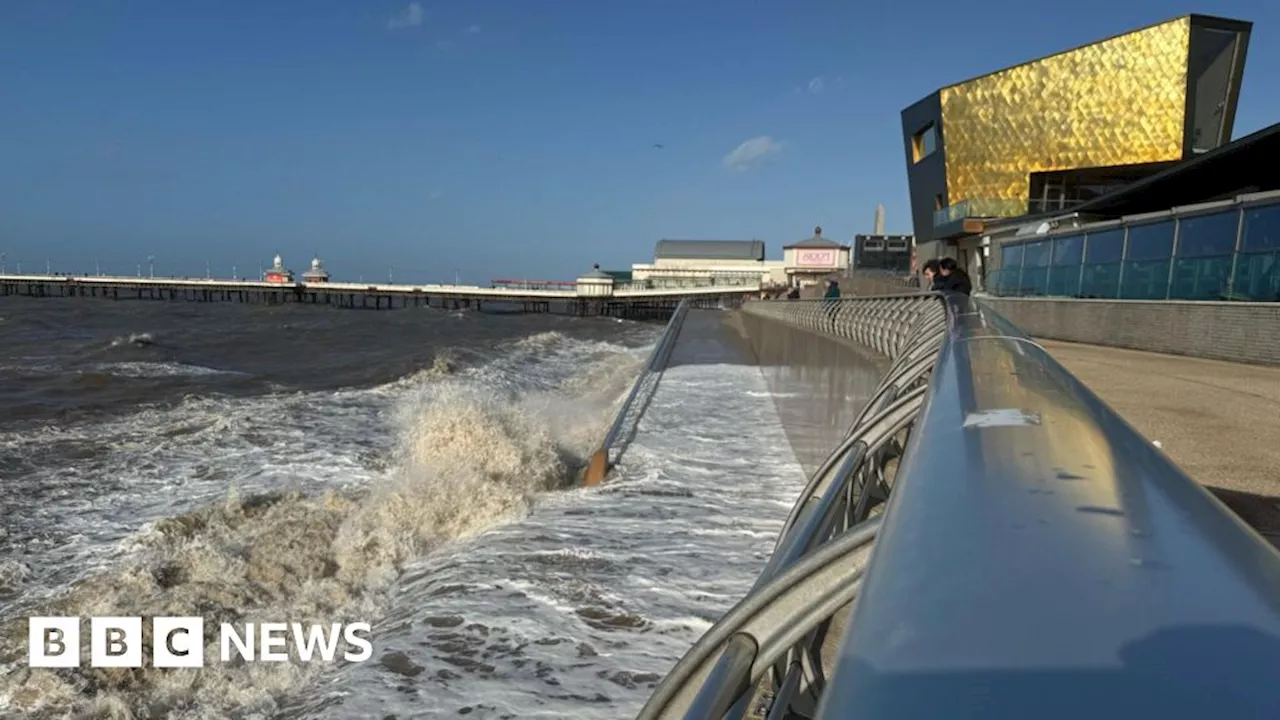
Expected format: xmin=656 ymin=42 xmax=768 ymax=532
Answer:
xmin=937 ymin=257 xmax=972 ymax=295
xmin=922 ymin=259 xmax=942 ymax=290
xmin=822 ymin=279 xmax=842 ymax=332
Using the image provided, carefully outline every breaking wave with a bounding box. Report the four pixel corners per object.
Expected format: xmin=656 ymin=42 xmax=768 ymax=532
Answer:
xmin=109 ymin=333 xmax=157 ymax=349
xmin=0 ymin=335 xmax=644 ymax=719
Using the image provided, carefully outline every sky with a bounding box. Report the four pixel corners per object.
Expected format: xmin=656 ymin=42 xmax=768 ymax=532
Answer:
xmin=2 ymin=0 xmax=1279 ymax=283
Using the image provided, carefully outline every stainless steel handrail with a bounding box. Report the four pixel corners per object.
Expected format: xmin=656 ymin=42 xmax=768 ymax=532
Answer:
xmin=583 ymin=299 xmax=691 ymax=485
xmin=640 ymin=293 xmax=1280 ymax=719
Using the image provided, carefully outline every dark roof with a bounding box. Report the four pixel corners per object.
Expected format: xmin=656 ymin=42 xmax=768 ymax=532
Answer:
xmin=579 ymin=267 xmax=612 ymax=280
xmin=654 ymin=239 xmax=765 ymax=261
xmin=786 ymin=234 xmax=847 ymax=249
xmin=1067 ymin=121 xmax=1280 ymax=216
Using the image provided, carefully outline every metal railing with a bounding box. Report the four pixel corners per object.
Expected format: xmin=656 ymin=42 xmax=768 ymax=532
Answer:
xmin=638 ymin=294 xmax=1280 ymax=719
xmin=583 ymin=299 xmax=692 ymax=485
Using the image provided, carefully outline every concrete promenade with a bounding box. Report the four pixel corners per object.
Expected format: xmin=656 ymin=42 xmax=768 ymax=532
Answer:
xmin=1041 ymin=339 xmax=1280 ymax=548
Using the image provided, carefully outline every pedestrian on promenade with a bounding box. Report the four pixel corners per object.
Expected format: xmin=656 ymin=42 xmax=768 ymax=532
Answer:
xmin=922 ymin=259 xmax=942 ymax=290
xmin=938 ymin=258 xmax=973 ymax=295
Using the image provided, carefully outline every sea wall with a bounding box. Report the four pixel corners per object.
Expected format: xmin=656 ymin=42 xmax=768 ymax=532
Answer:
xmin=725 ymin=311 xmax=889 ymax=477
xmin=980 ymin=297 xmax=1280 ymax=366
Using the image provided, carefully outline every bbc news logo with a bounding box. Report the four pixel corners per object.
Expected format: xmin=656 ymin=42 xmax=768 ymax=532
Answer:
xmin=29 ymin=617 xmax=373 ymax=668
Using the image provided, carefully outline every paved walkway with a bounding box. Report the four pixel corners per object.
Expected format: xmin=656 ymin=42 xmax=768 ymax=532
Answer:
xmin=1040 ymin=339 xmax=1280 ymax=548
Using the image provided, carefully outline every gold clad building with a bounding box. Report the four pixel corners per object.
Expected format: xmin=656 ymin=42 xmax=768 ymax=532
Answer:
xmin=902 ymin=14 xmax=1251 ymax=267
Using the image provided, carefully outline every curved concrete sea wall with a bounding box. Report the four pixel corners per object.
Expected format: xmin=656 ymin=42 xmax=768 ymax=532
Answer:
xmin=732 ymin=297 xmax=938 ymax=476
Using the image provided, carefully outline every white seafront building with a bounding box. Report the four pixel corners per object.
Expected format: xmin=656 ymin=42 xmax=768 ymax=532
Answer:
xmin=627 ymin=229 xmax=850 ymax=291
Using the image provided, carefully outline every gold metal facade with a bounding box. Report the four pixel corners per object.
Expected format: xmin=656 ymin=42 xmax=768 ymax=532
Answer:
xmin=940 ymin=17 xmax=1192 ymax=209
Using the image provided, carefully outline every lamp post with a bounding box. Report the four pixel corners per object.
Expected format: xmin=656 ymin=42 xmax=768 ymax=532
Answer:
xmin=1 ymin=253 xmax=6 ymax=274
xmin=148 ymin=256 xmax=155 ymax=279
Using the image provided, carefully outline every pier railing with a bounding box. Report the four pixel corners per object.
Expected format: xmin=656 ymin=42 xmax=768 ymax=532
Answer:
xmin=638 ymin=294 xmax=1280 ymax=719
xmin=582 ymin=299 xmax=691 ymax=486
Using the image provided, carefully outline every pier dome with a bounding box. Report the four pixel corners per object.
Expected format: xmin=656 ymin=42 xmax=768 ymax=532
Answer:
xmin=303 ymin=256 xmax=330 ymax=283
xmin=264 ymin=253 xmax=294 ymax=284
xmin=576 ymin=263 xmax=615 ymax=298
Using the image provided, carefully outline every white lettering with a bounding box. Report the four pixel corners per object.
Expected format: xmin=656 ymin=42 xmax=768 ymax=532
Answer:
xmin=290 ymin=623 xmax=341 ymax=662
xmin=220 ymin=623 xmax=254 ymax=662
xmin=259 ymin=622 xmax=289 ymax=661
xmin=343 ymin=622 xmax=373 ymax=662
xmin=154 ymin=617 xmax=204 ymax=668
xmin=90 ymin=617 xmax=142 ymax=667
xmin=28 ymin=617 xmax=80 ymax=667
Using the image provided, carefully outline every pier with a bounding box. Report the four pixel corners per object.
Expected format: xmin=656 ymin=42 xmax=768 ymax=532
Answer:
xmin=0 ymin=273 xmax=754 ymax=319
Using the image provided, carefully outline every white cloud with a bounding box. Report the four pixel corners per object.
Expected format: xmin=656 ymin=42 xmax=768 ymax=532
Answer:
xmin=807 ymin=76 xmax=825 ymax=94
xmin=387 ymin=2 xmax=424 ymax=30
xmin=723 ymin=135 xmax=782 ymax=171
xmin=466 ymin=24 xmax=482 ymax=34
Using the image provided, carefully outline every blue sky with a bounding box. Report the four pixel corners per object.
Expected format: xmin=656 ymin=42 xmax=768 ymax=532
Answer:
xmin=2 ymin=0 xmax=1278 ymax=283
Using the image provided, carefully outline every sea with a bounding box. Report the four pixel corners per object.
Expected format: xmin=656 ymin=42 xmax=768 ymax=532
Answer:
xmin=0 ymin=296 xmax=808 ymax=719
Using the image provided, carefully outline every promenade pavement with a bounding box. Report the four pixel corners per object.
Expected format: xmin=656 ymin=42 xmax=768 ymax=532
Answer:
xmin=1040 ymin=339 xmax=1280 ymax=549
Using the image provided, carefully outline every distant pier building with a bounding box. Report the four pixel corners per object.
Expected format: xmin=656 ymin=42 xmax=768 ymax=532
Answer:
xmin=264 ymin=254 xmax=294 ymax=284
xmin=302 ymin=256 xmax=330 ymax=283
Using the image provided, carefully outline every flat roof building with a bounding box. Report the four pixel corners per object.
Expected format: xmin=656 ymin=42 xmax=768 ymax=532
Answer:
xmin=632 ymin=239 xmax=783 ymax=289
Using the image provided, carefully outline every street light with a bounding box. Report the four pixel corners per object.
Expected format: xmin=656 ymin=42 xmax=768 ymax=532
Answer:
xmin=148 ymin=256 xmax=155 ymax=279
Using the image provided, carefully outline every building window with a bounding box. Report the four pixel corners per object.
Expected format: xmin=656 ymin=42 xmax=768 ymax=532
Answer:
xmin=1236 ymin=202 xmax=1280 ymax=301
xmin=912 ymin=123 xmax=938 ymax=163
xmin=1171 ymin=210 xmax=1239 ymax=300
xmin=1019 ymin=240 xmax=1051 ymax=296
xmin=887 ymin=238 xmax=909 ymax=252
xmin=1080 ymin=229 xmax=1124 ymax=299
xmin=863 ymin=239 xmax=885 ymax=252
xmin=1047 ymin=234 xmax=1084 ymax=297
xmin=1120 ymin=221 xmax=1175 ymax=300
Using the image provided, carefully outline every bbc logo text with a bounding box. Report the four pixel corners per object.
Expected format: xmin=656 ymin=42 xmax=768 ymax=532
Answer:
xmin=29 ymin=617 xmax=373 ymax=668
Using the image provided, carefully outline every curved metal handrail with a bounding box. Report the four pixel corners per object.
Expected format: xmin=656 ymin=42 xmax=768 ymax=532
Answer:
xmin=636 ymin=518 xmax=882 ymax=720
xmin=640 ymin=293 xmax=1280 ymax=719
xmin=583 ymin=299 xmax=691 ymax=485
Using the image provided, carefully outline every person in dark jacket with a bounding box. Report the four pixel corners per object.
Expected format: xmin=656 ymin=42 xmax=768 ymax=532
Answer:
xmin=823 ymin=279 xmax=841 ymax=299
xmin=937 ymin=257 xmax=973 ymax=295
xmin=922 ymin=259 xmax=943 ymax=291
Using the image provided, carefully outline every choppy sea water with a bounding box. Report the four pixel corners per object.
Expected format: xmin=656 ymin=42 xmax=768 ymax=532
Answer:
xmin=0 ymin=297 xmax=807 ymax=719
